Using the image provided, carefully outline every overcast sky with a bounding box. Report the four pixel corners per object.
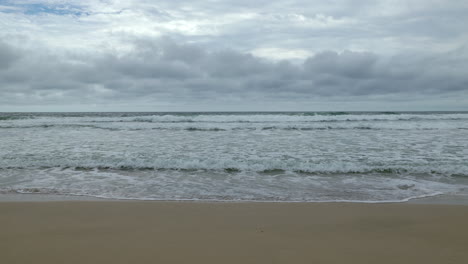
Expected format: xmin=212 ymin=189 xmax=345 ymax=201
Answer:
xmin=0 ymin=0 xmax=467 ymax=111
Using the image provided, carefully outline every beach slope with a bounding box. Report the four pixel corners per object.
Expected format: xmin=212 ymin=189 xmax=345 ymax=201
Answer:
xmin=1 ymin=201 xmax=468 ymax=264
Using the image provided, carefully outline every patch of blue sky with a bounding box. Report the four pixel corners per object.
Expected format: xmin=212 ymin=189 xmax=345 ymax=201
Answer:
xmin=0 ymin=2 xmax=89 ymax=16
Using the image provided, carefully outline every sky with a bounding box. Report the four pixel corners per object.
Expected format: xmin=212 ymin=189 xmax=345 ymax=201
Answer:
xmin=0 ymin=0 xmax=467 ymax=111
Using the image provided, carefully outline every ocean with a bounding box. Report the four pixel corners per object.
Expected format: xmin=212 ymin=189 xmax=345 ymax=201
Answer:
xmin=1 ymin=112 xmax=467 ymax=202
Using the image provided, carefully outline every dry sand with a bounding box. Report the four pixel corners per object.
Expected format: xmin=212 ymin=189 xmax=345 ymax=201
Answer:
xmin=1 ymin=201 xmax=468 ymax=264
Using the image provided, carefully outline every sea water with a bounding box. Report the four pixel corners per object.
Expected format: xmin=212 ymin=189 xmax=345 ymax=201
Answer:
xmin=1 ymin=112 xmax=467 ymax=202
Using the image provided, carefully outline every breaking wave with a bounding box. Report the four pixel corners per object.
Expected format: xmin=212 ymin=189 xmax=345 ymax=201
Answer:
xmin=2 ymin=112 xmax=468 ymax=124
xmin=1 ymin=159 xmax=467 ymax=177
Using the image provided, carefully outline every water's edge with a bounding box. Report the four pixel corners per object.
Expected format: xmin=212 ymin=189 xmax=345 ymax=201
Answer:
xmin=2 ymin=192 xmax=468 ymax=205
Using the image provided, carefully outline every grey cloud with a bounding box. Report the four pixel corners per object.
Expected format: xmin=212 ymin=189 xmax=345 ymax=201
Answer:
xmin=0 ymin=41 xmax=19 ymax=69
xmin=304 ymin=51 xmax=378 ymax=79
xmin=1 ymin=37 xmax=467 ymax=108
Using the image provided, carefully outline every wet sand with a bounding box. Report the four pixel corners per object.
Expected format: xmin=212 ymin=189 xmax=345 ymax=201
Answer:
xmin=2 ymin=201 xmax=468 ymax=264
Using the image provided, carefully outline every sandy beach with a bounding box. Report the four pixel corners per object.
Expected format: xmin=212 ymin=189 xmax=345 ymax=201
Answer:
xmin=2 ymin=201 xmax=468 ymax=264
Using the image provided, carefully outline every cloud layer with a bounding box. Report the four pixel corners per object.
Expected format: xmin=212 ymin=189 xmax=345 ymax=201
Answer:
xmin=0 ymin=0 xmax=467 ymax=111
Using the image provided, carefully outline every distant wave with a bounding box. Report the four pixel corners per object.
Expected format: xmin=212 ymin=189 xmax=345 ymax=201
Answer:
xmin=1 ymin=123 xmax=467 ymax=131
xmin=2 ymin=113 xmax=468 ymax=124
xmin=0 ymin=115 xmax=32 ymax=121
xmin=104 ymin=114 xmax=468 ymax=123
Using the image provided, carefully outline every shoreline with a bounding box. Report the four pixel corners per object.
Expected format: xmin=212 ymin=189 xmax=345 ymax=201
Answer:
xmin=2 ymin=192 xmax=468 ymax=205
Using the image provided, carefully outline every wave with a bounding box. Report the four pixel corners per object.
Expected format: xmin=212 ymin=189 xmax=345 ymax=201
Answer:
xmin=0 ymin=187 xmax=449 ymax=203
xmin=0 ymin=115 xmax=32 ymax=121
xmin=1 ymin=123 xmax=467 ymax=131
xmin=0 ymin=167 xmax=462 ymax=203
xmin=1 ymin=163 xmax=466 ymax=177
xmin=59 ymin=113 xmax=468 ymax=123
xmin=3 ymin=113 xmax=468 ymax=124
xmin=0 ymin=124 xmax=120 ymax=131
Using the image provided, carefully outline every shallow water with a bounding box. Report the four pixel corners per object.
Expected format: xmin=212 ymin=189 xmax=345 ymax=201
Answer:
xmin=1 ymin=112 xmax=467 ymax=202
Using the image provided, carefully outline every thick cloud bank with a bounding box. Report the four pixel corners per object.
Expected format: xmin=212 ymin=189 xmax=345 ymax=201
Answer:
xmin=1 ymin=0 xmax=468 ymax=110
xmin=0 ymin=38 xmax=467 ymax=110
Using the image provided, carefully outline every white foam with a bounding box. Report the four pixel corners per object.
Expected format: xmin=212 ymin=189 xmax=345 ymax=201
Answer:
xmin=2 ymin=113 xmax=468 ymax=131
xmin=2 ymin=113 xmax=468 ymax=126
xmin=0 ymin=167 xmax=463 ymax=203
